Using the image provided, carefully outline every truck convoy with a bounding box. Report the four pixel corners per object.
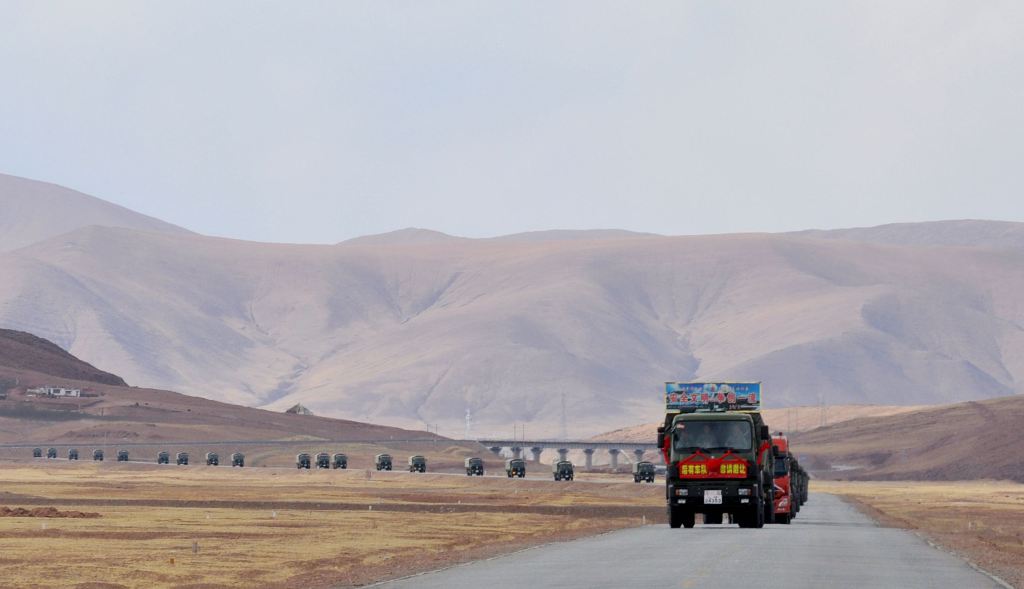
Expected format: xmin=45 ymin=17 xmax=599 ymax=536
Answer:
xmin=659 ymin=382 xmax=807 ymax=529
xmin=465 ymin=457 xmax=485 ymax=476
xmin=771 ymin=433 xmax=797 ymax=524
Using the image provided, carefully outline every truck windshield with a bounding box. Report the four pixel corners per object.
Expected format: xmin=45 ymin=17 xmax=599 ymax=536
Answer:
xmin=674 ymin=420 xmax=752 ymax=453
xmin=774 ymin=457 xmax=789 ymax=476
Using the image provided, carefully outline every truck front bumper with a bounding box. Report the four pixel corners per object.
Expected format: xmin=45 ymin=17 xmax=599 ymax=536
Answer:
xmin=667 ymin=481 xmax=760 ymax=510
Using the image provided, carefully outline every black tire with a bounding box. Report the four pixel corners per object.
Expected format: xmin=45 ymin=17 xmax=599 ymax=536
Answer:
xmin=669 ymin=507 xmax=696 ymax=529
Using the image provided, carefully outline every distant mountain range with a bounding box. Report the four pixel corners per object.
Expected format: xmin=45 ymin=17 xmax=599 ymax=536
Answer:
xmin=1 ymin=173 xmax=1022 ymax=436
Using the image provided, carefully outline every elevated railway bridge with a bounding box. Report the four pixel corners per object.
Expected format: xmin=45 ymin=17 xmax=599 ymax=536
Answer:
xmin=476 ymin=439 xmax=660 ymax=470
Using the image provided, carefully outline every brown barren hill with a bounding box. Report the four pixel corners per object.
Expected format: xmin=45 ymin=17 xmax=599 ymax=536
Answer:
xmin=790 ymin=394 xmax=1024 ymax=482
xmin=0 ymin=328 xmax=127 ymax=386
xmin=0 ymin=330 xmax=438 ymax=445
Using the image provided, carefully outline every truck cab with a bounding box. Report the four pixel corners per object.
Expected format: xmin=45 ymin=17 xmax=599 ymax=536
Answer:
xmin=552 ymin=460 xmax=574 ymax=481
xmin=332 ymin=453 xmax=348 ymax=469
xmin=47 ymin=447 xmax=58 ymax=459
xmin=117 ymin=450 xmax=130 ymax=462
xmin=316 ymin=452 xmax=331 ymax=469
xmin=465 ymin=457 xmax=484 ymax=476
xmin=157 ymin=451 xmax=170 ymax=464
xmin=633 ymin=461 xmax=655 ymax=483
xmin=771 ymin=433 xmax=795 ymax=524
xmin=206 ymin=452 xmax=220 ymax=466
xmin=505 ymin=458 xmax=526 ymax=478
xmin=660 ymin=382 xmax=775 ymax=529
xmin=231 ymin=452 xmax=245 ymax=467
xmin=375 ymin=453 xmax=392 ymax=471
xmin=408 ymin=455 xmax=427 ymax=473
xmin=68 ymin=448 xmax=79 ymax=460
xmin=93 ymin=449 xmax=104 ymax=461
xmin=296 ymin=453 xmax=311 ymax=469
xmin=176 ymin=452 xmax=189 ymax=465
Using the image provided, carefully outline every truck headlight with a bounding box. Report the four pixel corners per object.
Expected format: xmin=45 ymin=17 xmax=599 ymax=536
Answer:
xmin=674 ymin=488 xmax=688 ymax=497
xmin=738 ymin=488 xmax=752 ymax=496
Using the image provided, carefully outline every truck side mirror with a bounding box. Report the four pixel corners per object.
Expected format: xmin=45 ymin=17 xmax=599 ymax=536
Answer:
xmin=656 ymin=425 xmax=665 ymax=448
xmin=760 ymin=425 xmax=770 ymax=440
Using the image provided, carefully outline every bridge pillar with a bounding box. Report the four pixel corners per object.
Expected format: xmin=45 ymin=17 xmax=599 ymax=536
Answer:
xmin=488 ymin=446 xmax=503 ymax=456
xmin=633 ymin=449 xmax=645 ymax=463
xmin=557 ymin=448 xmax=569 ymax=462
xmin=608 ymin=448 xmax=621 ymax=471
xmin=530 ymin=447 xmax=543 ymax=462
xmin=583 ymin=449 xmax=595 ymax=470
xmin=511 ymin=446 xmax=523 ymax=459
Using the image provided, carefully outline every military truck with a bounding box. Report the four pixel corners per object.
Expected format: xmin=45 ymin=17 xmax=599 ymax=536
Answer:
xmin=117 ymin=450 xmax=130 ymax=462
xmin=157 ymin=451 xmax=170 ymax=465
xmin=205 ymin=452 xmax=219 ymax=466
xmin=316 ymin=452 xmax=331 ymax=469
xmin=47 ymin=447 xmax=58 ymax=459
xmin=375 ymin=453 xmax=393 ymax=471
xmin=332 ymin=453 xmax=348 ymax=469
xmin=791 ymin=458 xmax=809 ymax=509
xmin=770 ymin=433 xmax=796 ymax=524
xmin=93 ymin=449 xmax=104 ymax=461
xmin=505 ymin=458 xmax=526 ymax=478
xmin=408 ymin=455 xmax=427 ymax=473
xmin=231 ymin=452 xmax=245 ymax=467
xmin=633 ymin=461 xmax=655 ymax=483
xmin=552 ymin=460 xmax=575 ymax=481
xmin=32 ymin=447 xmax=42 ymax=458
xmin=658 ymin=382 xmax=776 ymax=529
xmin=68 ymin=448 xmax=79 ymax=461
xmin=296 ymin=452 xmax=312 ymax=469
xmin=176 ymin=452 xmax=189 ymax=465
xmin=465 ymin=457 xmax=484 ymax=476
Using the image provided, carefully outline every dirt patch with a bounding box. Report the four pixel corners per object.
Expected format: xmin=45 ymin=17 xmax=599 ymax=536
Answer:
xmin=0 ymin=506 xmax=100 ymax=518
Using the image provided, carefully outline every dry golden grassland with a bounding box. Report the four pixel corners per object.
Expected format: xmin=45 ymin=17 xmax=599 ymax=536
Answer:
xmin=818 ymin=480 xmax=1024 ymax=588
xmin=0 ymin=461 xmax=662 ymax=588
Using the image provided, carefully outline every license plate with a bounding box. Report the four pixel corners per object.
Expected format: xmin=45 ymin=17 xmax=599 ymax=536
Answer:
xmin=704 ymin=490 xmax=723 ymax=505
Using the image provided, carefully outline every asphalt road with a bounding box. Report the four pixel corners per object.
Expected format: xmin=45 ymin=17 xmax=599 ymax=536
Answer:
xmin=374 ymin=493 xmax=1006 ymax=589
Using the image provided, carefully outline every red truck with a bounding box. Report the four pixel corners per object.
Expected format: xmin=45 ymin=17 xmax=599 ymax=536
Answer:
xmin=771 ymin=432 xmax=796 ymax=524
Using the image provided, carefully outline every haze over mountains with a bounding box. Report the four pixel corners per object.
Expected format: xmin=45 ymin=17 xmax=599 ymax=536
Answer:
xmin=1 ymin=173 xmax=1022 ymax=436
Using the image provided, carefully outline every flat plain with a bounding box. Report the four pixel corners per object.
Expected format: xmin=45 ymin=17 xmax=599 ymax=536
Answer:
xmin=0 ymin=461 xmax=662 ymax=588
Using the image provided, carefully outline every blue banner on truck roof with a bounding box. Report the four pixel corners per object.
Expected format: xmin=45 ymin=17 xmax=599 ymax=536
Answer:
xmin=665 ymin=382 xmax=761 ymax=411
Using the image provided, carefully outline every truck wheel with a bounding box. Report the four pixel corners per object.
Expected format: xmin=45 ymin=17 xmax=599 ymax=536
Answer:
xmin=669 ymin=507 xmax=695 ymax=529
xmin=755 ymin=502 xmax=766 ymax=528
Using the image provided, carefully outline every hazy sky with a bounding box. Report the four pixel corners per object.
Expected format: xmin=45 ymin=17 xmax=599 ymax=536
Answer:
xmin=2 ymin=1 xmax=1023 ymax=243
